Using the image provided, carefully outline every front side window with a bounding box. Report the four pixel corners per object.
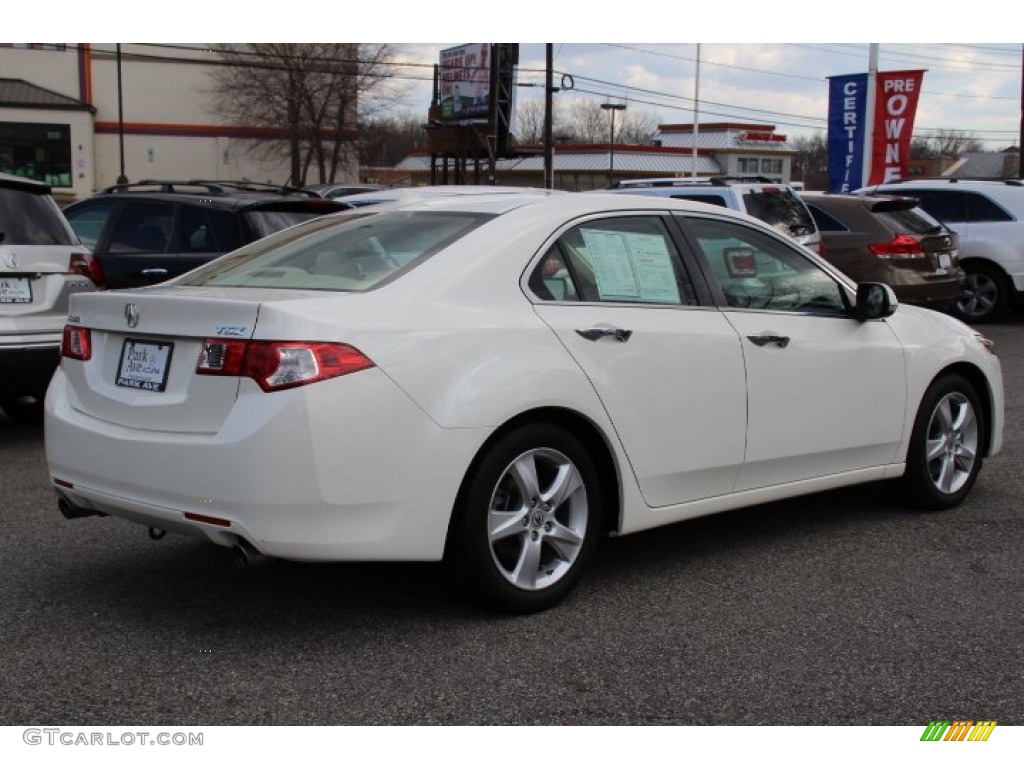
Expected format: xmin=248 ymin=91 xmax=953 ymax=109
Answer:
xmin=529 ymin=216 xmax=697 ymax=306
xmin=686 ymin=216 xmax=846 ymax=315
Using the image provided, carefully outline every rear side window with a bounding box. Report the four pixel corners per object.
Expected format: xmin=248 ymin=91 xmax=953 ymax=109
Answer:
xmin=964 ymin=192 xmax=1013 ymax=223
xmin=0 ymin=186 xmax=77 ymax=245
xmin=899 ymin=190 xmax=965 ymax=223
xmin=741 ymin=187 xmax=816 ymax=238
xmin=529 ymin=216 xmax=697 ymax=306
xmin=107 ymin=201 xmax=173 ymax=253
xmin=180 ymin=210 xmax=492 ymax=292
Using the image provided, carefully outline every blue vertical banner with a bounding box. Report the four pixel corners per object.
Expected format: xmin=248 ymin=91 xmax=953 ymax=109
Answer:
xmin=827 ymin=73 xmax=868 ymax=192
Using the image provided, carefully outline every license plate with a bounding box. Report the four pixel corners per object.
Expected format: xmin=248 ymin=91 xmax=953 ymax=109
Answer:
xmin=937 ymin=253 xmax=952 ymax=269
xmin=0 ymin=276 xmax=31 ymax=303
xmin=116 ymin=339 xmax=174 ymax=392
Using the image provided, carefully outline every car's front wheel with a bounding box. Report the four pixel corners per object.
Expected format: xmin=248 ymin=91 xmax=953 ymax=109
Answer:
xmin=955 ymin=262 xmax=1008 ymax=324
xmin=902 ymin=374 xmax=985 ymax=510
xmin=449 ymin=424 xmax=601 ymax=614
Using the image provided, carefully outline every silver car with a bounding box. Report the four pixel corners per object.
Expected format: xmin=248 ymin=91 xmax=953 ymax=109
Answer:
xmin=0 ymin=173 xmax=97 ymax=422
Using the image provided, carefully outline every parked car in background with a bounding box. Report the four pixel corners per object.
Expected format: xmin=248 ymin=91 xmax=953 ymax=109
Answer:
xmin=856 ymin=178 xmax=1024 ymax=323
xmin=302 ymin=182 xmax=385 ymax=199
xmin=61 ymin=180 xmax=350 ymax=289
xmin=0 ymin=173 xmax=97 ymax=422
xmin=604 ymin=176 xmax=823 ymax=255
xmin=801 ymin=192 xmax=964 ymax=310
xmin=46 ymin=192 xmax=1003 ymax=613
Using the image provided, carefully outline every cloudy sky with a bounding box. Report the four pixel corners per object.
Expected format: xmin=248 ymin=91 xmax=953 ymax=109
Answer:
xmin=385 ymin=42 xmax=1021 ymax=149
xmin=27 ymin=2 xmax=1023 ymax=150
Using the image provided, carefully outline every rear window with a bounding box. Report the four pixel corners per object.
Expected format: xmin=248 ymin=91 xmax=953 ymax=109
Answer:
xmin=0 ymin=186 xmax=77 ymax=245
xmin=741 ymin=187 xmax=816 ymax=238
xmin=876 ymin=205 xmax=945 ymax=235
xmin=180 ymin=210 xmax=492 ymax=291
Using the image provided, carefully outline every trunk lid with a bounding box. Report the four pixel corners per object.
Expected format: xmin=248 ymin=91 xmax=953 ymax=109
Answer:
xmin=62 ymin=286 xmax=295 ymax=432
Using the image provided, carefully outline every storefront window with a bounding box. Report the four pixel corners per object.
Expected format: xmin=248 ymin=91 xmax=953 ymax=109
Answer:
xmin=0 ymin=122 xmax=72 ymax=187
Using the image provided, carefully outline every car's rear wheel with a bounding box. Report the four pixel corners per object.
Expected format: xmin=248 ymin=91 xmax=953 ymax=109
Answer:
xmin=902 ymin=374 xmax=985 ymax=510
xmin=955 ymin=262 xmax=1008 ymax=324
xmin=450 ymin=424 xmax=601 ymax=614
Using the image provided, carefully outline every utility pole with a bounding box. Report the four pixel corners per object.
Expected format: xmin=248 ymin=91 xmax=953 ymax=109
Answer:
xmin=692 ymin=43 xmax=700 ymax=177
xmin=116 ymin=44 xmax=128 ymax=184
xmin=544 ymin=44 xmax=554 ymax=189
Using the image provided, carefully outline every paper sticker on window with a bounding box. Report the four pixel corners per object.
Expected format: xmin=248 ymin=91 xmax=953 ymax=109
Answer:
xmin=581 ymin=228 xmax=681 ymax=304
xmin=724 ymin=247 xmax=757 ymax=277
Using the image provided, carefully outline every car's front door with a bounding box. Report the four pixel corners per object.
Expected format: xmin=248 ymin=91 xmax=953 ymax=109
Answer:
xmin=529 ymin=214 xmax=748 ymax=508
xmin=681 ymin=213 xmax=907 ymax=491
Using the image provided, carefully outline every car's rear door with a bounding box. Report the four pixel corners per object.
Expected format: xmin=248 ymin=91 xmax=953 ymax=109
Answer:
xmin=528 ymin=213 xmax=748 ymax=508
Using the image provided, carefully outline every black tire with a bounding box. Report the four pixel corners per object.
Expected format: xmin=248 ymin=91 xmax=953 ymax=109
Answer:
xmin=448 ymin=423 xmax=601 ymax=614
xmin=955 ymin=262 xmax=1009 ymax=324
xmin=0 ymin=394 xmax=44 ymax=424
xmin=901 ymin=374 xmax=985 ymax=511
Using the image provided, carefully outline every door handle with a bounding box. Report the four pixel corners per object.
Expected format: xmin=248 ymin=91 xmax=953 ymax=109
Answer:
xmin=575 ymin=326 xmax=633 ymax=342
xmin=747 ymin=334 xmax=789 ymax=348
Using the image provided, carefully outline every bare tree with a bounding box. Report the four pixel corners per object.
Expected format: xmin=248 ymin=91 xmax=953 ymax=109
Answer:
xmin=559 ymin=101 xmax=658 ymax=145
xmin=911 ymin=130 xmax=984 ymax=159
xmin=209 ymin=44 xmax=398 ymax=186
xmin=359 ymin=113 xmax=427 ymax=168
xmin=791 ymin=133 xmax=828 ymax=188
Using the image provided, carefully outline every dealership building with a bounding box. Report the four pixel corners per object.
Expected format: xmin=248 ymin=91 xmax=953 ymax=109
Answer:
xmin=0 ymin=44 xmax=353 ymax=202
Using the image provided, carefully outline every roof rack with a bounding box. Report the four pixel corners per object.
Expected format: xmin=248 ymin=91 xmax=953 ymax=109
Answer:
xmin=100 ymin=179 xmax=317 ymax=197
xmin=874 ymin=176 xmax=1024 ymax=187
xmin=611 ymin=175 xmax=785 ymax=190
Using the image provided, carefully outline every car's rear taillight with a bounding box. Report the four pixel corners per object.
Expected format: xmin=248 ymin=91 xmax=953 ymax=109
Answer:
xmin=196 ymin=339 xmax=374 ymax=392
xmin=868 ymin=234 xmax=926 ymax=259
xmin=61 ymin=325 xmax=92 ymax=361
xmin=69 ymin=252 xmax=105 ymax=286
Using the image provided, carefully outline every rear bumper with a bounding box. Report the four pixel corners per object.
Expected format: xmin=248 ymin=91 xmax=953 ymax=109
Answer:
xmin=44 ymin=367 xmax=489 ymax=561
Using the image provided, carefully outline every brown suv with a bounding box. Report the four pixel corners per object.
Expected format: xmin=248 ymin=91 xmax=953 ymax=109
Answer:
xmin=801 ymin=192 xmax=964 ymax=310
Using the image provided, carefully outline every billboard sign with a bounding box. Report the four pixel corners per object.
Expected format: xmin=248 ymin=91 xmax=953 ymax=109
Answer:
xmin=439 ymin=44 xmax=492 ymax=121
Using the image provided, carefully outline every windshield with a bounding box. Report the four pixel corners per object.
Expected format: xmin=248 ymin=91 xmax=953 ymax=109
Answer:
xmin=180 ymin=210 xmax=493 ymax=291
xmin=741 ymin=187 xmax=816 ymax=239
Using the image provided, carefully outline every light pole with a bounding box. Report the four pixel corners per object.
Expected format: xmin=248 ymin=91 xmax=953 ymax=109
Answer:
xmin=600 ymin=102 xmax=626 ymax=187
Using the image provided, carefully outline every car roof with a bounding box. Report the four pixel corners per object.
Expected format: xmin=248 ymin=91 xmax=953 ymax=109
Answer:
xmin=68 ymin=180 xmax=349 ymax=212
xmin=341 ymin=185 xmax=568 ymax=207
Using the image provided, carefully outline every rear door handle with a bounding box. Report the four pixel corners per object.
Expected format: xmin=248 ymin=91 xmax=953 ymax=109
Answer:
xmin=747 ymin=334 xmax=789 ymax=348
xmin=575 ymin=326 xmax=633 ymax=343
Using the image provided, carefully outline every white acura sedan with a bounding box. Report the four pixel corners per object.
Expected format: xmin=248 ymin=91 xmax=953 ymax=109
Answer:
xmin=45 ymin=191 xmax=1004 ymax=613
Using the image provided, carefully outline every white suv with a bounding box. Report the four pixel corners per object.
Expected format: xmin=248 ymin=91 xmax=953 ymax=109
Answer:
xmin=0 ymin=173 xmax=96 ymax=422
xmin=857 ymin=178 xmax=1024 ymax=323
xmin=604 ymin=177 xmax=823 ymax=255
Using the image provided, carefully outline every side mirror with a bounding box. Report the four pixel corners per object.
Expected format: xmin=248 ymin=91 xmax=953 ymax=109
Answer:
xmin=854 ymin=282 xmax=898 ymax=320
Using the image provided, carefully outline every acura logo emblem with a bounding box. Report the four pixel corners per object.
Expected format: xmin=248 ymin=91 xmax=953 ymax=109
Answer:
xmin=2 ymin=253 xmax=18 ymax=270
xmin=125 ymin=303 xmax=140 ymax=328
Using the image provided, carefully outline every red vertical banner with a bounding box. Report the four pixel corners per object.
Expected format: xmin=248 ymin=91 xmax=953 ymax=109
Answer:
xmin=867 ymin=70 xmax=925 ymax=185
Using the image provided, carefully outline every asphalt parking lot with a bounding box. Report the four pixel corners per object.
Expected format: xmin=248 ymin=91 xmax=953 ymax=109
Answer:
xmin=1 ymin=314 xmax=1022 ymax=726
